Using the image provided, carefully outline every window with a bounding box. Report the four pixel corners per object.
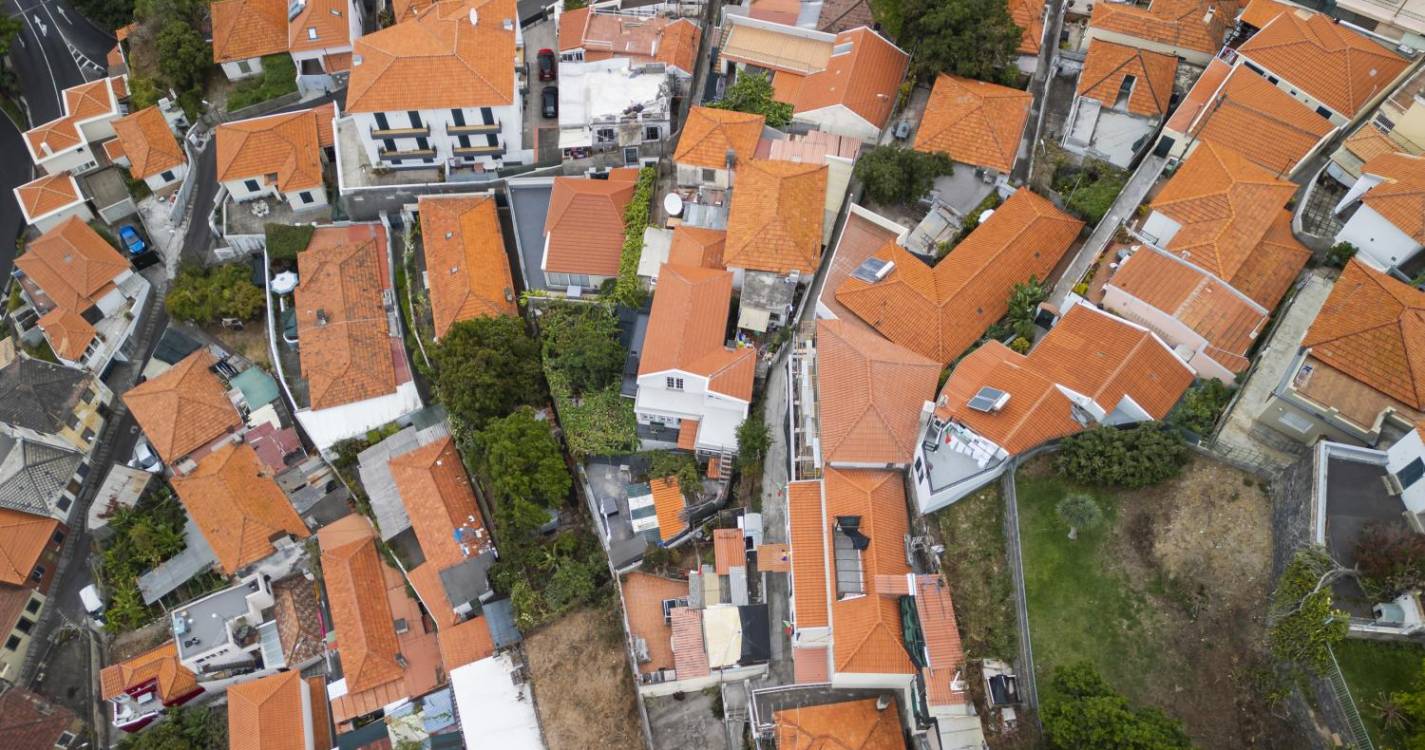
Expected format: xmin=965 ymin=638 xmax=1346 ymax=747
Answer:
xmin=15 ymin=618 xmax=32 ymax=634
xmin=4 ymin=636 xmax=19 ymax=651
xmin=75 ymin=463 xmax=89 ymax=478
xmin=25 ymin=598 xmax=40 ymax=614
xmin=52 ymin=530 xmax=64 ymax=545
xmin=1399 ymin=458 xmax=1425 ymax=489
xmin=833 ymin=516 xmax=867 ymax=598
xmin=237 ymin=60 xmax=252 ymax=74
xmin=457 ymin=135 xmax=471 ymax=148
xmin=408 ymin=111 xmax=423 ymax=128
xmin=81 ymin=427 xmax=95 ymax=443
xmin=645 ymin=126 xmax=659 ymax=141
xmin=665 ymin=376 xmax=684 ymax=390
xmin=1315 ymin=105 xmax=1332 ymax=119
xmin=416 ymin=136 xmax=430 ymax=151
xmin=56 ymin=497 xmax=71 ymax=513
xmin=300 ymin=191 xmax=315 ymax=204
xmin=596 ymin=128 xmax=616 ymax=143
xmin=481 ymin=107 xmax=494 ymax=125
xmin=160 ymin=170 xmax=175 ymax=182
xmin=375 ymin=112 xmax=390 ymax=130
xmin=29 ymin=565 xmax=43 ymax=582
xmin=243 ymin=179 xmax=260 ymax=192
xmin=451 ymin=108 xmax=466 ymax=126
xmin=701 ymin=168 xmax=716 ymax=182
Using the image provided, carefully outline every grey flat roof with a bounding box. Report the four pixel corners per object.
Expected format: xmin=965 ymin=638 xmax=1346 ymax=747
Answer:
xmin=508 ymin=183 xmax=552 ymax=291
xmin=356 ymin=421 xmax=450 ymax=541
xmin=172 ymin=578 xmax=259 ymax=660
xmin=137 ymin=518 xmax=217 ymax=604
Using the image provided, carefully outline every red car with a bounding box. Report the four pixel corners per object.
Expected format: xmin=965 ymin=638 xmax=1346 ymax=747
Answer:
xmin=537 ymin=48 xmax=556 ymax=81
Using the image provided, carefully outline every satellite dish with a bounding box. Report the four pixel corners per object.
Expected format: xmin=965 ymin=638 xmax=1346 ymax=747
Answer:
xmin=271 ymin=271 xmax=299 ymax=295
xmin=663 ymin=192 xmax=684 ymax=217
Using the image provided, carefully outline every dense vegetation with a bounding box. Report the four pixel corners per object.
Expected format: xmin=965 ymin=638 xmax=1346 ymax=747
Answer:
xmin=226 ymin=54 xmax=298 ymax=111
xmin=855 ymin=145 xmax=954 ymax=206
xmin=613 ymin=167 xmax=657 ymax=308
xmin=893 ymin=0 xmax=1022 ymax=83
xmin=1042 ymin=662 xmax=1191 ymax=749
xmin=539 ymin=302 xmax=638 ymax=457
xmin=264 ymin=223 xmax=315 ymax=261
xmin=1167 ymin=379 xmax=1235 ymax=438
xmin=96 ymin=484 xmax=187 ymax=632
xmin=1053 ymin=424 xmax=1187 ymax=489
xmin=165 ymin=263 xmax=266 ymax=324
xmin=117 ymin=705 xmax=226 ymax=750
xmin=431 ymin=315 xmax=547 ymax=433
xmin=709 ymin=72 xmax=792 ymax=128
xmin=1268 ymin=546 xmax=1348 ymax=674
xmin=1356 ymin=521 xmax=1425 ymax=599
xmin=1053 ymin=160 xmax=1128 ymax=225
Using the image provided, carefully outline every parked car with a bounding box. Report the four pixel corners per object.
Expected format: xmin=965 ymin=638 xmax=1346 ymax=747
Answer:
xmin=79 ymin=584 xmax=105 ymax=625
xmin=542 ymin=86 xmax=558 ymax=119
xmin=118 ymin=225 xmax=146 ymax=255
xmin=537 ymin=48 xmax=556 ymax=81
xmin=130 ymin=436 xmax=162 ymax=473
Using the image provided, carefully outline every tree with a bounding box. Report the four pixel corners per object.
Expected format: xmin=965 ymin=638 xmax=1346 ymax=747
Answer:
xmin=1268 ymin=546 xmax=1349 ymax=674
xmin=165 ymin=264 xmax=265 ymax=324
xmin=540 ymin=303 xmax=625 ymax=395
xmin=899 ymin=0 xmax=1022 ymax=83
xmin=478 ymin=407 xmax=572 ymax=508
xmin=1053 ymin=424 xmax=1187 ymax=489
xmin=1167 ymin=379 xmax=1234 ymax=437
xmin=1390 ymin=658 xmax=1425 ymax=747
xmin=0 ymin=16 xmax=22 ymax=60
xmin=432 ymin=315 xmax=546 ymax=430
xmin=1355 ymin=520 xmax=1425 ymax=597
xmin=854 ymin=145 xmax=954 ymax=206
xmin=1042 ymin=662 xmax=1191 ymax=750
xmin=544 ymin=560 xmax=597 ymax=612
xmin=1056 ymin=493 xmax=1102 ymax=540
xmin=1005 ymin=276 xmax=1046 ymax=341
xmin=649 ymin=451 xmax=701 ymax=502
xmin=1327 ymin=241 xmax=1358 ymax=268
xmin=737 ymin=412 xmax=771 ymax=467
xmin=155 ymin=20 xmax=210 ymax=94
xmin=118 ymin=705 xmax=227 ymax=750
xmin=709 ymin=72 xmax=793 ymax=128
xmin=127 ymin=515 xmax=184 ymax=566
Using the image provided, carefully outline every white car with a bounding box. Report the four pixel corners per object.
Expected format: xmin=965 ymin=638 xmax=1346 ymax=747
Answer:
xmin=130 ymin=436 xmax=162 ymax=473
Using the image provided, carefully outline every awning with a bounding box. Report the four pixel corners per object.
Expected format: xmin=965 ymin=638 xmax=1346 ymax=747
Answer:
xmin=737 ymin=305 xmax=771 ymax=332
xmin=558 ymin=128 xmax=592 ymax=149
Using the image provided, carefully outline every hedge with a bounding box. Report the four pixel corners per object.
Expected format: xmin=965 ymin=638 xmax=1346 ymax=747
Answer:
xmin=612 ymin=167 xmax=657 ymax=308
xmin=265 ymin=223 xmax=315 ymax=260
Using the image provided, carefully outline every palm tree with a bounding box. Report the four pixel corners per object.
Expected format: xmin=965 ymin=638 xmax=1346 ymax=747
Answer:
xmin=1374 ymin=693 xmax=1411 ymax=733
xmin=1056 ymin=493 xmax=1103 ymax=541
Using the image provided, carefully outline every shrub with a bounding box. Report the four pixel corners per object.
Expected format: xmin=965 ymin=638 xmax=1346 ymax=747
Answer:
xmin=1042 ymin=662 xmax=1191 ymax=749
xmin=1053 ymin=160 xmax=1128 ymax=225
xmin=736 ymin=412 xmax=771 ymax=467
xmin=165 ymin=263 xmax=265 ymax=324
xmin=612 ymin=167 xmax=657 ymax=308
xmin=708 ymin=72 xmax=792 ymax=127
xmin=264 ymin=223 xmax=314 ymax=260
xmin=1268 ymin=546 xmax=1348 ymax=674
xmin=1053 ymin=424 xmax=1187 ymax=488
xmin=1327 ymin=241 xmax=1358 ymax=268
xmin=226 ymin=54 xmax=297 ymax=111
xmin=855 ymin=145 xmax=954 ymax=206
xmin=649 ymin=451 xmax=701 ymax=502
xmin=1168 ymin=379 xmax=1235 ymax=437
xmin=1356 ymin=520 xmax=1425 ymax=598
xmin=540 ymin=302 xmax=626 ymax=395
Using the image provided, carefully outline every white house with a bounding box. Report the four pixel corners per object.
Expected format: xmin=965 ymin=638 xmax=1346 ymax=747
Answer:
xmin=23 ymin=76 xmax=128 ymax=176
xmin=344 ymin=0 xmax=527 ymax=170
xmin=1334 ymin=152 xmax=1425 ymax=271
xmin=216 ymin=103 xmax=336 ymax=213
xmin=210 ymin=0 xmax=362 ymax=95
xmin=12 ymin=174 xmax=93 ymax=233
xmin=634 ymin=263 xmax=756 ymax=455
xmin=557 ymin=57 xmax=671 ymax=157
xmin=106 ymin=105 xmax=188 ymax=193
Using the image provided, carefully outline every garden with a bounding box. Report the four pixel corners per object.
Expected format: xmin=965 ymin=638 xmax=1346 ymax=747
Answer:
xmin=535 ymin=301 xmax=638 ymax=457
xmin=225 ymin=55 xmax=298 ymax=112
xmin=1336 ymin=639 xmax=1425 ymax=747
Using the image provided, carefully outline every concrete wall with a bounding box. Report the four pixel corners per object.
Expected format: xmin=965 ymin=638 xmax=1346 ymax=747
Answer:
xmin=675 ymin=163 xmax=731 ymax=189
xmin=221 ymin=58 xmax=264 ymax=81
xmin=32 ymin=202 xmax=94 ymax=233
xmin=142 ymin=162 xmax=188 ymax=192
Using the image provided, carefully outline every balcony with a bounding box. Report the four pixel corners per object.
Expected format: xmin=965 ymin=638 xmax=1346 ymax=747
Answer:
xmin=454 ymin=144 xmax=505 ymax=157
xmin=371 ymin=125 xmax=430 ymax=138
xmin=379 ymin=148 xmax=437 ymax=161
xmin=449 ymin=122 xmax=500 ymax=135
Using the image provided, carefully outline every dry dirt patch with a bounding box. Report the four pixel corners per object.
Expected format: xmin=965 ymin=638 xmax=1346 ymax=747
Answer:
xmin=525 ymin=605 xmax=643 ymax=750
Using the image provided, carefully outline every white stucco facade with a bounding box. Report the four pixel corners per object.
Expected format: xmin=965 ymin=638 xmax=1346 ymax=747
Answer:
xmin=350 ymin=103 xmax=525 ymax=170
xmin=634 ymin=370 xmax=749 ymax=453
xmin=1336 ymin=203 xmax=1424 ymax=270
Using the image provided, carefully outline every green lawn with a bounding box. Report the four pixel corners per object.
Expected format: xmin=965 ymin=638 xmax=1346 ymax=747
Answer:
xmin=226 ymin=54 xmax=298 ymax=111
xmin=1335 ymin=639 xmax=1425 ymax=747
xmin=1017 ymin=471 xmax=1157 ymax=701
xmin=934 ymin=484 xmax=1018 ymax=661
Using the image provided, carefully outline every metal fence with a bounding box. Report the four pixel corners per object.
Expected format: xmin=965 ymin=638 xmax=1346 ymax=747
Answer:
xmin=1326 ymin=644 xmax=1375 ymax=750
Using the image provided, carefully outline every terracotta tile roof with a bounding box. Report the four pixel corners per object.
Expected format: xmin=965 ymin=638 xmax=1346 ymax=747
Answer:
xmin=16 ymin=217 xmax=129 ymax=316
xmin=571 ymin=12 xmax=700 ymax=73
xmin=622 ymin=571 xmax=690 ymax=673
xmin=674 ymin=107 xmax=765 ymax=169
xmin=1088 ymin=0 xmax=1241 ymax=55
xmin=295 ymin=223 xmax=399 ymax=410
xmin=823 ymin=467 xmax=913 ymax=675
xmin=836 ymin=189 xmax=1083 ymax=363
xmin=1230 ymin=209 xmax=1311 ymax=310
xmin=228 ymin=671 xmax=332 ymax=750
xmin=816 ymin=319 xmax=939 ymax=465
xmin=748 ymin=0 xmax=799 ymax=25
xmin=757 ymin=543 xmax=790 ymax=572
xmin=1077 ymin=41 xmax=1177 ymax=117
xmin=0 ymin=686 xmax=80 ymax=750
xmin=543 ymin=176 xmax=636 ymax=276
xmin=935 ymin=304 xmax=1194 ymax=453
xmin=724 ymin=159 xmax=828 ymax=275
xmin=667 ymin=226 xmax=727 ymax=268
xmin=638 ymin=263 xmax=756 ymax=400
xmin=713 ymin=528 xmax=744 ymax=574
xmin=1011 ymin=0 xmax=1046 ymax=54
xmin=1239 ymin=7 xmax=1408 ymax=117
xmin=290 ymin=0 xmax=353 ymax=53
xmin=670 ymin=607 xmax=711 ymax=678
xmin=914 ymin=74 xmax=1031 ymax=173
xmin=1239 ymin=0 xmax=1292 ymax=28
xmin=111 ymin=106 xmax=186 ymax=181
xmin=1359 ymin=152 xmax=1425 ymax=243
xmin=774 ymin=697 xmax=906 ymax=749
xmin=216 ymin=103 xmax=336 ymax=193
xmin=916 ymin=574 xmax=969 ymax=707
xmin=13 ymin=173 xmax=82 ymax=222
xmin=781 ymin=28 xmax=908 ymax=130
xmin=1165 ymin=56 xmax=1232 ymax=133
xmin=1345 ymin=123 xmax=1400 ymax=164
xmin=171 ymin=443 xmax=310 ymax=575
xmin=650 ymin=476 xmax=686 ymax=542
xmin=1185 ymin=67 xmax=1332 ymax=177
xmin=558 ymin=6 xmax=590 ymax=50
xmin=787 ymin=480 xmax=829 ymax=628
xmin=124 ymin=351 xmax=243 ymax=464
xmin=656 ymin=18 xmax=701 ymax=73
xmin=436 ymin=615 xmax=495 ymax=670
xmin=818 ymin=0 xmax=874 ymax=32
xmin=99 ymin=641 xmax=199 ymax=703
xmin=675 ymin=420 xmax=699 ymax=451
xmin=36 ymin=308 xmax=95 ymax=362
xmin=23 ymin=118 xmax=82 ymax=159
xmin=23 ymin=77 xmax=124 ymax=161
xmin=1302 ymin=259 xmax=1425 ymax=408
xmin=318 ymin=516 xmax=405 ymax=694
xmin=324 ymin=52 xmax=353 ymax=72
xmin=0 ymin=509 xmax=58 ymax=586
xmin=418 ymin=194 xmax=517 ymax=338
xmin=1150 ymin=141 xmax=1298 ymax=285
xmin=347 ymin=0 xmax=518 ymax=113
xmin=210 ymin=0 xmax=288 ymax=63
xmin=391 ymin=436 xmax=491 ymax=621
xmin=1107 ymin=247 xmax=1266 ymax=373
xmin=819 ymin=209 xmax=900 ymax=335
xmin=792 ymin=646 xmax=829 ymax=683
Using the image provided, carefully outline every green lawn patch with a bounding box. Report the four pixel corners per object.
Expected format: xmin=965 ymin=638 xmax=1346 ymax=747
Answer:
xmin=227 ymin=54 xmax=298 ymax=112
xmin=933 ymin=484 xmax=1017 ymax=660
xmin=1336 ymin=639 xmax=1425 ymax=747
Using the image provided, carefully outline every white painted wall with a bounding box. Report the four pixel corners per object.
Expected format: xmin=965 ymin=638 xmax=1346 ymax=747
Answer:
xmin=221 ymin=57 xmax=264 ymax=82
xmin=1386 ymin=427 xmax=1425 ymax=514
xmin=635 ymin=370 xmax=749 ymax=452
xmin=1100 ymin=283 xmax=1240 ymax=382
xmin=298 ymin=380 xmax=424 ymax=451
xmin=30 ymin=202 xmax=94 ymax=233
xmin=792 ymin=104 xmax=881 ymax=143
xmin=1084 ymin=26 xmax=1214 ymax=66
xmin=1336 ymin=203 xmax=1424 ymax=270
xmin=350 ymin=103 xmax=525 ymax=169
xmin=674 ymin=163 xmax=731 ymax=188
xmin=142 ymin=162 xmax=188 ymax=192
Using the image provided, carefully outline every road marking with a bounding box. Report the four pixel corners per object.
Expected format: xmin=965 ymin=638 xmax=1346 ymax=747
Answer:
xmin=16 ymin=10 xmax=62 ymax=108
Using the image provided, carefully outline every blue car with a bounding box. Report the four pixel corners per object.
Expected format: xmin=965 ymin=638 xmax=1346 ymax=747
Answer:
xmin=118 ymin=225 xmax=146 ymax=255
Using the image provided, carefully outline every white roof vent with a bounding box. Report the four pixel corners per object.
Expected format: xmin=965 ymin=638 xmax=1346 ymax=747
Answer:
xmin=469 ymin=8 xmax=478 ymax=26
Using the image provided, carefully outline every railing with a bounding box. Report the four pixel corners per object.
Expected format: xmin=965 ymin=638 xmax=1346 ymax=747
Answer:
xmin=449 ymin=122 xmax=500 ymax=135
xmin=454 ymin=144 xmax=505 ymax=157
xmin=1326 ymin=644 xmax=1375 ymax=750
xmin=379 ymin=148 xmax=437 ymax=160
xmin=371 ymin=125 xmax=430 ymax=138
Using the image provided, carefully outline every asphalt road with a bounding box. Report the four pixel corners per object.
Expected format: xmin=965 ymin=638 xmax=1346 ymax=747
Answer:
xmin=0 ymin=115 xmax=29 ymax=280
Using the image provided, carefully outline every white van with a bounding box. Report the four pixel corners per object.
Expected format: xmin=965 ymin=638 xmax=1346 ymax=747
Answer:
xmin=79 ymin=584 xmax=104 ymax=622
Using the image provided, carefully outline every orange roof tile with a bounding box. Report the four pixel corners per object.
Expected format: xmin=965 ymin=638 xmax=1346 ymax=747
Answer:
xmin=667 ymin=225 xmax=727 ymax=268
xmin=418 ymin=194 xmax=517 ymax=338
xmin=23 ymin=77 xmax=123 ymax=161
xmin=655 ymin=18 xmax=701 ymax=74
xmin=1230 ymin=209 xmax=1311 ymax=310
xmin=210 ymin=0 xmax=288 ymax=63
xmin=1077 ymin=41 xmax=1177 ymax=117
xmin=816 ymin=319 xmax=939 ymax=465
xmin=436 ymin=615 xmax=495 ymax=670
xmin=572 ymin=12 xmax=701 ymax=73
xmin=228 ymin=672 xmax=332 ymax=750
xmin=1165 ymin=56 xmax=1232 ymax=133
xmin=1302 ymin=259 xmax=1425 ymax=408
xmin=784 ymin=28 xmax=908 ymax=131
xmin=347 ymin=0 xmax=518 ymax=113
xmin=295 ymin=223 xmax=399 ymax=410
xmin=24 ymin=117 xmax=83 ymax=160
xmin=1359 ymin=152 xmax=1425 ymax=244
xmin=35 ymin=307 xmax=95 ymax=362
xmin=13 ymin=173 xmax=83 ymax=222
xmin=935 ymin=305 xmax=1194 ymax=453
xmin=915 ymin=574 xmax=968 ymax=707
xmin=1185 ymin=67 xmax=1332 ymax=177
xmin=670 ymin=607 xmax=710 ymax=678
xmin=787 ymin=480 xmax=828 ymax=629
xmin=1239 ymin=7 xmax=1408 ymax=117
xmin=914 ymin=74 xmax=1031 ymax=173
xmin=748 ymin=0 xmax=799 ymax=25
xmin=171 ymin=443 xmax=310 ymax=575
xmin=15 ymin=217 xmax=129 ymax=315
xmin=1345 ymin=123 xmax=1401 ymax=164
xmin=1011 ymin=0 xmax=1046 ymax=54
xmin=792 ymin=646 xmax=829 ymax=683
xmin=1107 ymin=247 xmax=1266 ymax=373
xmin=649 ymin=476 xmax=686 ymax=543
xmin=1239 ymin=0 xmax=1292 ymax=28
xmin=639 ymin=263 xmax=755 ymax=400
xmin=724 ymin=159 xmax=828 ymax=275
xmin=713 ymin=528 xmax=744 ymax=574
xmin=0 ymin=509 xmax=59 ymax=587
xmin=318 ymin=517 xmax=405 ymax=694
xmin=824 ymin=467 xmax=913 ymax=675
xmin=391 ymin=436 xmax=491 ymax=621
xmin=557 ymin=6 xmax=590 ymax=51
xmin=290 ymin=0 xmax=354 ymax=53
xmin=99 ymin=641 xmax=199 ymax=703
xmin=543 ymin=176 xmax=636 ymax=277
xmin=676 ymin=420 xmax=699 ymax=451
xmin=111 ymin=106 xmax=186 ymax=181
xmin=216 ymin=103 xmax=336 ymax=193
xmin=1089 ymin=0 xmax=1241 ymax=55
xmin=124 ymin=351 xmax=244 ymax=464
xmin=836 ymin=189 xmax=1083 ymax=363
xmin=757 ymin=543 xmax=790 ymax=572
xmin=775 ymin=697 xmax=905 ymax=749
xmin=819 ymin=208 xmax=900 ymax=335
xmin=674 ymin=106 xmax=765 ymax=169
xmin=622 ymin=571 xmax=690 ymax=674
